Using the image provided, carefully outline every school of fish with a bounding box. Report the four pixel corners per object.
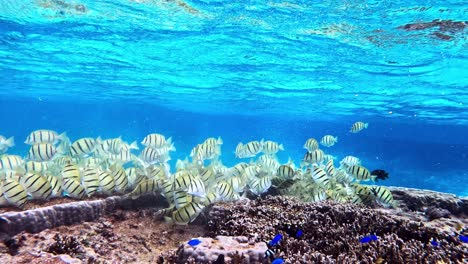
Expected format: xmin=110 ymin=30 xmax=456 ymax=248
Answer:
xmin=0 ymin=121 xmax=394 ymax=226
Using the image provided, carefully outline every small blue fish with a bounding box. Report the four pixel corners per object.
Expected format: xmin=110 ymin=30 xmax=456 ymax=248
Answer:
xmin=296 ymin=230 xmax=304 ymax=238
xmin=360 ymin=236 xmax=372 ymax=243
xmin=370 ymin=234 xmax=378 ymax=241
xmin=430 ymin=239 xmax=439 ymax=247
xmin=188 ymin=239 xmax=201 ymax=246
xmin=272 ymin=258 xmax=284 ymax=264
xmin=269 ymin=234 xmax=283 ymax=246
xmin=459 ymin=235 xmax=468 ymax=243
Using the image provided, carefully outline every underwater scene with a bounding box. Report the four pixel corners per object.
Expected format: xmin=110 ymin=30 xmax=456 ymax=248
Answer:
xmin=0 ymin=0 xmax=467 ymax=263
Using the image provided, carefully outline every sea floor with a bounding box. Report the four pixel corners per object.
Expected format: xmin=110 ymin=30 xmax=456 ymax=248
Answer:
xmin=0 ymin=188 xmax=467 ymax=263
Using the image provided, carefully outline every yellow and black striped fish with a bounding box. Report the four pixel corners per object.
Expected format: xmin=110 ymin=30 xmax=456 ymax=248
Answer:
xmin=70 ymin=137 xmax=98 ymax=157
xmin=0 ymin=155 xmax=24 ymax=171
xmin=320 ymin=135 xmax=338 ymax=147
xmin=62 ymin=178 xmax=86 ymax=199
xmin=242 ymin=140 xmax=263 ymax=158
xmin=129 ymin=178 xmax=159 ymax=199
xmin=110 ymin=164 xmax=128 ymax=193
xmin=172 ymin=202 xmax=204 ymax=225
xmin=325 ymin=159 xmax=335 ymax=177
xmin=262 ymin=141 xmax=284 ymax=155
xmin=61 ymin=161 xmax=81 ymax=182
xmin=350 ymin=122 xmax=368 ymax=133
xmin=21 ymin=173 xmax=52 ymax=200
xmin=173 ymin=190 xmax=193 ymax=209
xmin=304 ymin=138 xmax=319 ymax=152
xmin=81 ymin=168 xmax=100 ymax=197
xmin=45 ymin=174 xmax=62 ymax=198
xmin=302 ymin=149 xmax=324 ymax=165
xmin=215 ymin=181 xmax=234 ymax=201
xmin=1 ymin=178 xmax=28 ymax=208
xmin=277 ymin=165 xmax=295 ymax=179
xmin=25 ymin=130 xmax=66 ymax=145
xmin=98 ymin=170 xmax=115 ymax=195
xmin=348 ymin=165 xmax=374 ymax=181
xmin=141 ymin=134 xmax=171 ymax=148
xmin=27 ymin=143 xmax=61 ymax=162
xmin=311 ymin=166 xmax=330 ymax=187
xmin=372 ymin=186 xmax=394 ymax=207
xmin=25 ymin=161 xmax=49 ymax=173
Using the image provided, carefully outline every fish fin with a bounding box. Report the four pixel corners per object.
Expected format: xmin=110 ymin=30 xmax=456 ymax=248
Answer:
xmin=129 ymin=141 xmax=139 ymax=150
xmin=58 ymin=132 xmax=67 ymax=141
xmin=4 ymin=137 xmax=14 ymax=147
xmin=364 ymin=123 xmax=369 ymax=128
xmin=279 ymin=144 xmax=284 ymax=150
xmin=217 ymin=137 xmax=223 ymax=145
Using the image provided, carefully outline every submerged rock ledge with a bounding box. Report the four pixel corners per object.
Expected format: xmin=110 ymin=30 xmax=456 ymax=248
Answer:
xmin=0 ymin=195 xmax=165 ymax=241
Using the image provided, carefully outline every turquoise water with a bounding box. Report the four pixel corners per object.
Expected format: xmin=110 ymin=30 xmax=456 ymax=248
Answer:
xmin=0 ymin=1 xmax=467 ymax=195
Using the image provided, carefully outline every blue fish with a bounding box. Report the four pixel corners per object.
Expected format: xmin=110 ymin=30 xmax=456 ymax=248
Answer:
xmin=370 ymin=234 xmax=378 ymax=241
xmin=296 ymin=230 xmax=304 ymax=238
xmin=360 ymin=236 xmax=372 ymax=243
xmin=430 ymin=239 xmax=439 ymax=247
xmin=459 ymin=235 xmax=468 ymax=243
xmin=188 ymin=239 xmax=201 ymax=246
xmin=272 ymin=258 xmax=284 ymax=264
xmin=269 ymin=234 xmax=283 ymax=246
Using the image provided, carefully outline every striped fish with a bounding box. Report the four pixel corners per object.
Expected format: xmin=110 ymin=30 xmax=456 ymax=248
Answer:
xmin=325 ymin=159 xmax=335 ymax=177
xmin=196 ymin=191 xmax=217 ymax=206
xmin=229 ymin=176 xmax=244 ymax=193
xmin=320 ymin=135 xmax=338 ymax=147
xmin=302 ymin=149 xmax=324 ymax=166
xmin=186 ymin=176 xmax=206 ymax=197
xmin=305 ymin=187 xmax=327 ymax=202
xmin=110 ymin=164 xmax=128 ymax=193
xmin=25 ymin=161 xmax=49 ymax=173
xmin=350 ymin=122 xmax=368 ymax=133
xmin=0 ymin=155 xmax=24 ymax=171
xmin=81 ymin=167 xmax=100 ymax=197
xmin=45 ymin=174 xmax=62 ymax=198
xmin=173 ymin=171 xmax=193 ymax=190
xmin=27 ymin=143 xmax=61 ymax=161
xmin=235 ymin=143 xmax=244 ymax=158
xmin=141 ymin=134 xmax=171 ymax=148
xmin=129 ymin=178 xmax=159 ymax=199
xmin=25 ymin=130 xmax=66 ymax=145
xmin=203 ymin=137 xmax=223 ymax=146
xmin=230 ymin=162 xmax=248 ymax=178
xmin=62 ymin=178 xmax=86 ymax=199
xmin=172 ymin=202 xmax=204 ymax=225
xmin=173 ymin=190 xmax=193 ymax=209
xmin=21 ymin=173 xmax=52 ymax=200
xmin=191 ymin=143 xmax=220 ymax=161
xmin=311 ymin=166 xmax=330 ymax=187
xmin=304 ymin=138 xmax=319 ymax=152
xmin=348 ymin=165 xmax=374 ymax=181
xmin=61 ymin=162 xmax=81 ymax=182
xmin=372 ymin=186 xmax=394 ymax=207
xmin=262 ymin=141 xmax=284 ymax=155
xmin=1 ymin=178 xmax=28 ymax=208
xmin=215 ymin=181 xmax=234 ymax=201
xmin=140 ymin=146 xmax=170 ymax=164
xmin=98 ymin=170 xmax=115 ymax=195
xmin=70 ymin=137 xmax=98 ymax=157
xmin=277 ymin=165 xmax=295 ymax=179
xmin=242 ymin=140 xmax=263 ymax=158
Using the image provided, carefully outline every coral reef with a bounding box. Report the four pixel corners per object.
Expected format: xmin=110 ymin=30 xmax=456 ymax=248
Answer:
xmin=175 ymin=236 xmax=268 ymax=263
xmin=206 ymin=196 xmax=467 ymax=263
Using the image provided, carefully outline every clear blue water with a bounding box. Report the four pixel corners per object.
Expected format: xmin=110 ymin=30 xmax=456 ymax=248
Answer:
xmin=0 ymin=0 xmax=467 ymax=195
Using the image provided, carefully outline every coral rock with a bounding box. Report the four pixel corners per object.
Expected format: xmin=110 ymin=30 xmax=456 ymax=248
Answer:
xmin=176 ymin=236 xmax=268 ymax=263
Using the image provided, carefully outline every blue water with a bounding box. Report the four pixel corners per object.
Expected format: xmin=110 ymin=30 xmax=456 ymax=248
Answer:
xmin=0 ymin=1 xmax=467 ymax=195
